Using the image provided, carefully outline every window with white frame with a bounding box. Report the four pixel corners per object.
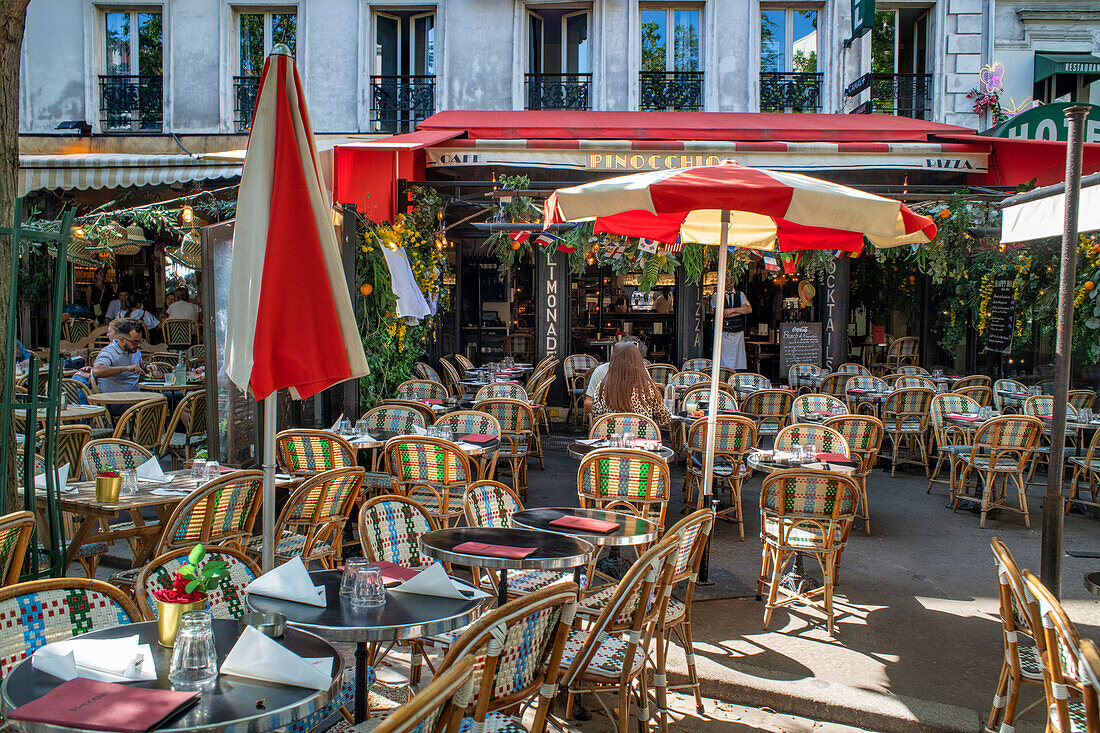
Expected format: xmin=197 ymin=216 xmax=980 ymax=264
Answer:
xmin=100 ymin=7 xmax=163 ymax=131
xmin=233 ymin=7 xmax=297 ymax=130
xmin=640 ymin=4 xmax=702 ymax=110
xmin=760 ymin=6 xmax=821 ymax=112
xmin=372 ymin=9 xmax=437 ymax=133
xmin=526 ymin=7 xmax=590 ymax=110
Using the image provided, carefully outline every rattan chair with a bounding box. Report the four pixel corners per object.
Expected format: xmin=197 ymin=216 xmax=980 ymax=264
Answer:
xmin=435 ymin=410 xmax=501 ymax=480
xmin=413 ymin=361 xmax=442 ymax=382
xmin=396 ymin=379 xmax=449 ymax=402
xmin=356 ymin=655 xmax=476 ymax=733
xmin=61 ymin=317 xmax=96 ymax=344
xmin=80 ymin=437 xmax=153 ymax=480
xmin=37 ymin=425 xmax=91 ymax=477
xmin=837 ymin=362 xmax=871 ymax=376
xmin=953 ymin=375 xmax=992 ymax=390
xmin=578 ymin=447 xmax=671 ymax=531
xmin=881 ymin=387 xmax=934 ymax=476
xmin=895 ymin=375 xmax=937 ymax=390
xmin=956 ymin=385 xmax=993 ymax=407
xmin=503 ymin=332 xmax=534 ymax=363
xmin=791 ymin=393 xmax=848 ymax=424
xmin=669 ymin=370 xmax=710 ymax=390
xmin=152 ymin=470 xmax=265 ymax=557
xmin=529 ymin=373 xmax=556 ymax=436
xmin=994 ymin=379 xmax=1029 ymax=414
xmin=1067 ymin=427 xmax=1100 ymax=514
xmin=358 ymin=494 xmax=438 ymax=570
xmin=680 ymin=384 xmax=738 ymax=411
xmin=475 ymin=398 xmax=540 ymax=499
xmin=275 ymin=428 xmax=356 ymax=475
xmin=926 ymin=393 xmax=981 ymax=499
xmin=384 ymin=436 xmax=473 ymax=527
xmin=1023 ymin=395 xmax=1080 ymax=488
xmin=474 ymin=382 xmax=528 ymax=401
xmin=162 ymin=318 xmax=196 ymax=350
xmin=111 ymin=395 xmax=168 ymax=451
xmin=897 ymin=365 xmax=929 ymax=376
xmin=0 ymin=511 xmax=35 ymax=586
xmin=954 ymin=416 xmax=1042 ymax=528
xmin=844 ymin=376 xmax=888 ymax=415
xmin=134 ymin=546 xmax=260 ymax=620
xmin=565 ymin=354 xmax=600 ymax=424
xmin=159 ymin=390 xmax=206 ymax=468
xmin=819 ymin=372 xmax=853 ymax=399
xmin=453 ymin=353 xmax=476 ymax=374
xmin=684 ymin=416 xmax=755 ymax=535
xmin=682 ymin=358 xmax=711 ymax=372
xmin=788 ymin=363 xmax=824 ymax=394
xmin=823 ymin=415 xmax=884 ymax=536
xmin=647 ymin=364 xmax=678 ymax=387
xmin=360 ymin=404 xmax=428 ymax=470
xmin=775 ymin=423 xmax=851 ymax=457
xmin=589 ymin=412 xmax=662 ymax=441
xmin=1069 ymin=389 xmax=1097 ymax=411
xmin=729 ymin=372 xmax=771 ymax=395
xmin=886 ymin=336 xmax=919 ymax=369
xmin=757 ymin=469 xmax=860 ymax=635
xmin=381 ymin=399 xmax=438 ymax=426
xmin=439 ymin=359 xmax=464 ymax=398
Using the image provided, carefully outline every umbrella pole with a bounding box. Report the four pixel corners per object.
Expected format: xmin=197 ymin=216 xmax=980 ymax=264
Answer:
xmin=1041 ymin=105 xmax=1089 ymax=597
xmin=262 ymin=392 xmax=277 ymax=572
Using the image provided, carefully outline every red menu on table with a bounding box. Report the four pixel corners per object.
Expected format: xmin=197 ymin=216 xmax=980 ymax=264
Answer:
xmin=452 ymin=542 xmax=537 ymax=559
xmin=371 ymin=560 xmax=421 ymax=585
xmin=550 ymin=515 xmax=620 ymax=533
xmin=460 ymin=433 xmax=495 ymax=443
xmin=9 ymin=678 xmax=198 ymax=733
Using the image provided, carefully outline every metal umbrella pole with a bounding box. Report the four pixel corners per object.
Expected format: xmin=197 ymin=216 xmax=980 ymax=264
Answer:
xmin=1040 ymin=104 xmax=1089 ymax=598
xmin=262 ymin=392 xmax=277 ymax=572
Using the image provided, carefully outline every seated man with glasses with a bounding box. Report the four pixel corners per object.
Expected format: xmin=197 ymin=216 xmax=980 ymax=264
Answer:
xmin=92 ymin=320 xmax=156 ymax=403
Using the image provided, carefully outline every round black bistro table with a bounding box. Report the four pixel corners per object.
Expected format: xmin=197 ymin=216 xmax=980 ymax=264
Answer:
xmin=510 ymin=507 xmax=657 ymax=548
xmin=566 ymin=441 xmax=675 ymax=462
xmin=247 ymin=570 xmax=486 ymax=723
xmin=420 ymin=527 xmax=594 ymax=606
xmin=1086 ymin=571 xmax=1100 ymax=597
xmin=1 ymin=620 xmax=343 ymax=733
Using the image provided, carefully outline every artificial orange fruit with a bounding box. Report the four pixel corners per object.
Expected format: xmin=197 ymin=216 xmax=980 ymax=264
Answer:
xmin=359 ymin=283 xmax=373 ymax=296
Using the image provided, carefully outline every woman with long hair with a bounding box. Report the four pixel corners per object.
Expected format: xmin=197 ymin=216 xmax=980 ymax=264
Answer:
xmin=591 ymin=343 xmax=672 ymax=426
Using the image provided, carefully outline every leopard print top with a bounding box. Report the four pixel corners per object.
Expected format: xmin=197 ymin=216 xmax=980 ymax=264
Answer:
xmin=592 ymin=385 xmax=672 ymax=427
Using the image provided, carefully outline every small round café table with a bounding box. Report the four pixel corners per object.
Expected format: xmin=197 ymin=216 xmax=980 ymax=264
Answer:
xmin=86 ymin=391 xmax=155 ymax=406
xmin=1086 ymin=571 xmax=1100 ymax=597
xmin=1 ymin=620 xmax=343 ymax=733
xmin=566 ymin=440 xmax=675 ymax=462
xmin=421 ymin=527 xmax=594 ymax=606
xmin=247 ymin=569 xmax=486 ymax=724
xmin=35 ymin=404 xmax=107 ymax=423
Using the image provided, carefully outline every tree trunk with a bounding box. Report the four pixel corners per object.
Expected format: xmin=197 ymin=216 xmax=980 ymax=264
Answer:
xmin=0 ymin=2 xmax=30 ymax=514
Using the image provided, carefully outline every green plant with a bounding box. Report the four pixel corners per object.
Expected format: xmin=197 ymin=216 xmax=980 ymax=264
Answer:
xmin=151 ymin=543 xmax=228 ymax=603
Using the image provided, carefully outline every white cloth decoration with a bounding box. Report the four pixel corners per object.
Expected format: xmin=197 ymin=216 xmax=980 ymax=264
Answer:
xmin=391 ymin=563 xmax=490 ymax=600
xmin=32 ymin=635 xmax=157 ymax=682
xmin=245 ymin=556 xmax=326 ymax=607
xmin=220 ymin=626 xmax=332 ymax=690
xmin=381 ymin=246 xmax=431 ymax=320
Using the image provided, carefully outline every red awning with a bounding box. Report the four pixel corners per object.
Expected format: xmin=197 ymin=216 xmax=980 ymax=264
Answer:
xmin=932 ymin=133 xmax=1100 ymax=187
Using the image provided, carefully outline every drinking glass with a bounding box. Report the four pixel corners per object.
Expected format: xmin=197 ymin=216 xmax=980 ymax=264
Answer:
xmin=441 ymin=426 xmax=455 ymax=443
xmin=1082 ymin=408 xmax=1094 ymax=424
xmin=169 ymin=611 xmax=218 ymax=686
xmin=204 ymin=461 xmax=220 ymax=481
xmin=120 ymin=468 xmax=138 ymax=495
xmin=351 ymin=564 xmax=386 ymax=608
xmin=806 ymin=443 xmax=817 ymax=460
xmin=190 ymin=460 xmax=207 ymax=483
xmin=355 ymin=419 xmax=369 ymax=437
xmin=664 ymin=398 xmax=677 ymax=415
xmin=933 ymin=369 xmax=944 ymax=379
xmin=608 ymin=433 xmax=622 ymax=448
xmin=340 ymin=559 xmax=371 ymax=597
xmin=791 ymin=443 xmax=802 ymax=461
xmin=623 ymin=432 xmax=636 ymax=449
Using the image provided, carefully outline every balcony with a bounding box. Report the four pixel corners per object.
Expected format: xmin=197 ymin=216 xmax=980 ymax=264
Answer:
xmin=640 ymin=71 xmax=703 ymax=111
xmin=98 ymin=75 xmax=162 ymax=132
xmin=844 ymin=73 xmax=932 ymax=119
xmin=234 ymin=76 xmax=261 ymax=132
xmin=370 ymin=75 xmax=435 ymax=134
xmin=525 ymin=73 xmax=592 ymax=111
xmin=760 ymin=72 xmax=823 ymax=113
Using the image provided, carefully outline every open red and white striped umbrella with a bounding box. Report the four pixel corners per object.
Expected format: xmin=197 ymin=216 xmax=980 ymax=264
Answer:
xmin=225 ymin=46 xmax=368 ymax=569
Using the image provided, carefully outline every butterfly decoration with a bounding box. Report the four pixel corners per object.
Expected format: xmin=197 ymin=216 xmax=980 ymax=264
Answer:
xmin=980 ymin=63 xmax=1005 ymax=94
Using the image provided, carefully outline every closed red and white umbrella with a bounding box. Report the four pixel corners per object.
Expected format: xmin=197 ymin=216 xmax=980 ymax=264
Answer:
xmin=225 ymin=47 xmax=368 ymax=569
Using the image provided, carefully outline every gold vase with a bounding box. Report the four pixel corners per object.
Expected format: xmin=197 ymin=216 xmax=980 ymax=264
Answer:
xmin=95 ymin=476 xmax=122 ymax=503
xmin=156 ymin=598 xmax=207 ymax=647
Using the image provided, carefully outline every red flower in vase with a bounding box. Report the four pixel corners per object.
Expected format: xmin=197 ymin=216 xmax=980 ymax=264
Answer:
xmin=152 ymin=574 xmax=205 ymax=605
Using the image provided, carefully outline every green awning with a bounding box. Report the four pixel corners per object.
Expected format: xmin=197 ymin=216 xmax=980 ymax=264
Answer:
xmin=1034 ymin=53 xmax=1100 ymax=83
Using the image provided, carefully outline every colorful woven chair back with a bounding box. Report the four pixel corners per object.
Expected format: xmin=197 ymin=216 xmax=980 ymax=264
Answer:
xmin=112 ymin=396 xmax=168 ymax=450
xmin=670 ymin=370 xmax=709 ymax=389
xmin=42 ymin=425 xmax=92 ymax=476
xmin=761 ymin=470 xmax=860 ymax=543
xmin=954 ymin=375 xmax=991 ymax=390
xmin=439 ymin=359 xmax=463 ymax=396
xmin=1024 ymin=395 xmax=1077 ymax=421
xmin=837 ymin=363 xmax=870 ymax=375
xmin=955 ymin=385 xmax=992 ymax=407
xmin=156 ymin=470 xmax=264 ymax=555
xmin=930 ymin=393 xmax=980 ymax=431
xmin=413 ymin=361 xmax=442 ymax=382
xmin=686 ymin=415 xmax=757 ymax=456
xmin=990 ymin=538 xmax=1042 ymax=668
xmin=0 ymin=579 xmax=140 ymax=676
xmin=62 ymin=317 xmax=96 ymax=343
xmin=971 ymin=416 xmax=1042 ymax=470
xmin=358 ymin=495 xmax=436 ymax=568
xmin=275 ymin=429 xmax=356 ymax=474
xmin=823 ymin=415 xmax=884 ymax=458
xmin=81 ymin=438 xmax=152 ymax=481
xmin=791 ymin=393 xmax=847 ymax=423
xmin=371 ymin=656 xmax=477 ymax=733
xmin=284 ymin=467 xmax=366 ymax=524
xmin=564 ymin=354 xmax=599 ymax=380
xmin=994 ymin=379 xmax=1028 ymax=412
xmin=1069 ymin=389 xmax=1096 ymax=411
xmin=664 ymin=508 xmax=715 ymax=580
xmin=440 ymin=586 xmax=577 ymax=724
xmin=589 ymin=412 xmax=662 ymax=441
xmin=895 ymin=375 xmax=936 ymax=390
xmin=846 ymin=376 xmax=886 ymax=394
xmin=504 ymin=332 xmax=534 ymax=361
xmin=897 ymin=365 xmax=929 ymax=376
xmin=385 ymin=437 xmax=472 ymax=488
xmin=453 ymin=354 xmax=476 ymax=373
xmin=647 ymin=364 xmax=678 ymax=386
xmin=729 ymin=372 xmax=771 ymax=392
xmin=775 ymin=424 xmax=850 ymax=456
xmin=475 ymin=382 xmax=528 ymax=401
xmin=742 ymin=389 xmax=793 ymax=434
xmin=0 ymin=512 xmax=35 ymax=586
xmin=463 ymin=480 xmax=522 ymax=528
xmin=15 ymin=453 xmax=45 ymax=491
xmin=435 ymin=410 xmax=501 ymax=440
xmin=135 ymin=546 xmax=259 ymax=620
xmin=396 ymin=379 xmax=448 ymax=401
xmin=882 ymin=388 xmax=933 ymax=431
xmin=887 ymin=336 xmax=920 ymax=366
xmin=682 ymin=358 xmax=712 ymax=372
xmin=362 ymin=404 xmax=426 ymax=435
xmin=474 ymin=398 xmax=536 ymax=436
xmin=819 ymin=372 xmax=852 ymax=397
xmin=681 ymin=384 xmax=738 ymax=411
xmin=380 ymin=400 xmax=438 ymax=425
xmin=577 ymin=448 xmax=670 ymax=527
xmin=788 ymin=363 xmax=824 ymax=389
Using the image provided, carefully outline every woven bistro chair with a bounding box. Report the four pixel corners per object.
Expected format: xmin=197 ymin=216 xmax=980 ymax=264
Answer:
xmin=151 ymin=470 xmax=265 ymax=558
xmin=61 ymin=317 xmax=96 ymax=344
xmin=439 ymin=358 xmax=464 ymax=398
xmin=680 ymin=384 xmax=738 ymax=411
xmin=954 ymin=374 xmax=992 ymax=391
xmin=1080 ymin=641 xmax=1100 ymax=732
xmin=275 ymin=428 xmax=357 ymax=475
xmin=578 ymin=447 xmax=671 ymax=532
xmin=503 ymin=332 xmax=535 ymax=363
xmin=565 ymin=354 xmax=600 ymax=424
xmin=791 ymin=393 xmax=848 ymax=424
xmin=717 ymin=366 xmax=736 ymax=384
xmin=788 ymin=363 xmax=824 ymax=394
xmin=819 ymin=372 xmax=853 ymax=399
xmin=742 ymin=388 xmax=794 ymax=438
xmin=111 ymin=395 xmax=168 ymax=451
xmin=956 ymin=385 xmax=994 ymax=407
xmin=360 ymin=404 xmax=428 ymax=471
xmin=896 ymin=375 xmax=937 ymax=390
xmin=134 ymin=546 xmax=260 ymax=620
xmin=413 ymin=361 xmax=442 ymax=382
xmin=886 ymin=336 xmax=919 ymax=369
xmin=159 ymin=390 xmax=206 ymax=468
xmin=684 ymin=416 xmax=756 ymax=535
xmin=757 ymin=469 xmax=860 ymax=636
xmin=474 ymin=382 xmax=528 ymax=401
xmin=0 ymin=511 xmax=35 ymax=586
xmin=475 ymin=398 xmax=540 ymax=499
xmin=396 ymin=379 xmax=449 ymax=402
xmin=358 ymin=494 xmax=437 ymax=571
xmin=954 ymin=416 xmax=1042 ymax=528
xmin=881 ymin=387 xmax=934 ymax=476
xmin=162 ymin=318 xmax=196 ymax=350
xmin=435 ymin=410 xmax=501 ymax=481
xmin=1023 ymin=395 xmax=1081 ymax=489
xmin=453 ymin=353 xmax=476 ymax=374
xmin=1069 ymin=389 xmax=1097 ymax=411
xmin=995 ymin=379 xmax=1030 ymax=414
xmin=897 ymin=365 xmax=930 ymax=376
xmin=1023 ymin=569 xmax=1099 ymax=733
xmin=80 ymin=437 xmax=153 ymax=480
xmin=985 ymin=538 xmax=1046 ymax=733
xmin=647 ymin=364 xmax=678 ymax=387
xmin=926 ymin=393 xmax=981 ymax=499
xmin=382 ymin=399 xmax=439 ymax=425
xmin=823 ymin=415 xmax=884 ymax=536
xmin=147 ymin=352 xmax=180 ymax=372
xmin=837 ymin=363 xmax=871 ymax=376
xmin=339 ymin=655 xmax=475 ymax=733
xmin=669 ymin=370 xmax=710 ymax=390
xmin=529 ymin=373 xmax=556 ymax=436
xmin=246 ymin=467 xmax=365 ymax=569
xmin=682 ymin=358 xmax=712 ymax=372
xmin=775 ymin=423 xmax=851 ymax=458
xmin=729 ymin=371 xmax=771 ymax=395
xmin=1067 ymin=427 xmax=1100 ymax=514
xmin=844 ymin=375 xmax=888 ymax=415
xmin=590 ymin=412 xmax=662 ymax=441
xmin=38 ymin=425 xmax=91 ymax=476
xmin=384 ymin=436 xmax=473 ymax=528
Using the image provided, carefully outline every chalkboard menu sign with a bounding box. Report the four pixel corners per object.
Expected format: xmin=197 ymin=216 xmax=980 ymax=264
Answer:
xmin=985 ymin=278 xmax=1015 ymax=354
xmin=780 ymin=322 xmax=822 ymax=373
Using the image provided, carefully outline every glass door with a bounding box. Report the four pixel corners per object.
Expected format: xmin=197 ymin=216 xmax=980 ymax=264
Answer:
xmin=563 ymin=11 xmax=589 ymax=74
xmin=412 ymin=12 xmax=435 ymax=75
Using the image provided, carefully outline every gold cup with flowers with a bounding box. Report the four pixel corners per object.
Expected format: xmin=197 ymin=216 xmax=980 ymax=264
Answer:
xmin=95 ymin=466 xmax=122 ymax=503
xmin=153 ymin=544 xmax=227 ymax=646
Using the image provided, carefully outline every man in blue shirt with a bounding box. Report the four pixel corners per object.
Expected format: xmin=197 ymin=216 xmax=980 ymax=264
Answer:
xmin=92 ymin=320 xmax=150 ymax=394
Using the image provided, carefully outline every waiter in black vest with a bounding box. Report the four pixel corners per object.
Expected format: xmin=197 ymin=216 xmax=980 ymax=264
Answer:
xmin=709 ymin=271 xmax=753 ymax=371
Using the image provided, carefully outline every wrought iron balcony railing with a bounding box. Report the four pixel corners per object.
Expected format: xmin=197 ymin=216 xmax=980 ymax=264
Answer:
xmin=640 ymin=71 xmax=703 ymax=111
xmin=844 ymin=73 xmax=932 ymax=119
xmin=760 ymin=72 xmax=823 ymax=112
xmin=98 ymin=74 xmax=162 ymax=132
xmin=370 ymin=75 xmax=435 ymax=134
xmin=525 ymin=73 xmax=592 ymax=111
xmin=234 ymin=76 xmax=261 ymax=132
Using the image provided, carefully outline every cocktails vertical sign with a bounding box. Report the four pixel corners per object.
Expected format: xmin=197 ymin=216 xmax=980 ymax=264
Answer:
xmin=822 ymin=258 xmax=850 ymax=370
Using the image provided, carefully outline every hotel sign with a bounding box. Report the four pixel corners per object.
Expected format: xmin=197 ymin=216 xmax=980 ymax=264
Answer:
xmin=985 ymin=102 xmax=1100 ymax=144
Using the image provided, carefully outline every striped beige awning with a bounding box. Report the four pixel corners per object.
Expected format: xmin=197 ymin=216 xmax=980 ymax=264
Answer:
xmin=19 ymin=154 xmax=242 ymax=196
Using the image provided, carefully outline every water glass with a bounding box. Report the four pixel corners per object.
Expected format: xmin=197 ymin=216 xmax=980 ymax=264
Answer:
xmin=350 ymin=564 xmax=386 ymax=608
xmin=120 ymin=468 xmax=138 ymax=495
xmin=806 ymin=443 xmax=817 ymax=460
xmin=340 ymin=559 xmax=371 ymax=597
xmin=623 ymin=432 xmax=636 ymax=449
xmin=791 ymin=443 xmax=802 ymax=461
xmin=355 ymin=419 xmax=369 ymax=436
xmin=933 ymin=369 xmax=944 ymax=379
xmin=169 ymin=611 xmax=218 ymax=686
xmin=440 ymin=426 xmax=455 ymax=443
xmin=204 ymin=461 xmax=220 ymax=481
xmin=190 ymin=460 xmax=207 ymax=483
xmin=608 ymin=433 xmax=622 ymax=448
xmin=1081 ymin=408 xmax=1094 ymax=424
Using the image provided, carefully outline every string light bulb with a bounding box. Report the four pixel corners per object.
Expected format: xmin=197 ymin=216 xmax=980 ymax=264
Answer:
xmin=181 ymin=205 xmax=193 ymax=224
xmin=72 ymin=226 xmax=86 ymax=239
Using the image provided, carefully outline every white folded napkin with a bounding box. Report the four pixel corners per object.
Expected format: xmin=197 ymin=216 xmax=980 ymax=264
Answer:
xmin=577 ymin=438 xmax=602 ymax=446
xmin=220 ymin=626 xmax=332 ymax=691
xmin=136 ymin=457 xmax=170 ymax=483
xmin=32 ymin=634 xmax=157 ymax=682
xmin=771 ymin=450 xmax=797 ymax=462
xmin=803 ymin=461 xmax=856 ymax=475
xmin=33 ymin=463 xmax=70 ymax=493
xmin=245 ymin=556 xmax=326 ymax=607
xmin=412 ymin=424 xmax=428 ymax=436
xmin=152 ymin=487 xmax=194 ymax=496
xmin=350 ymin=433 xmax=377 ymax=443
xmin=391 ymin=562 xmax=491 ymax=600
xmin=455 ymin=442 xmax=480 ymax=452
xmin=329 ymin=414 xmax=344 ymax=432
